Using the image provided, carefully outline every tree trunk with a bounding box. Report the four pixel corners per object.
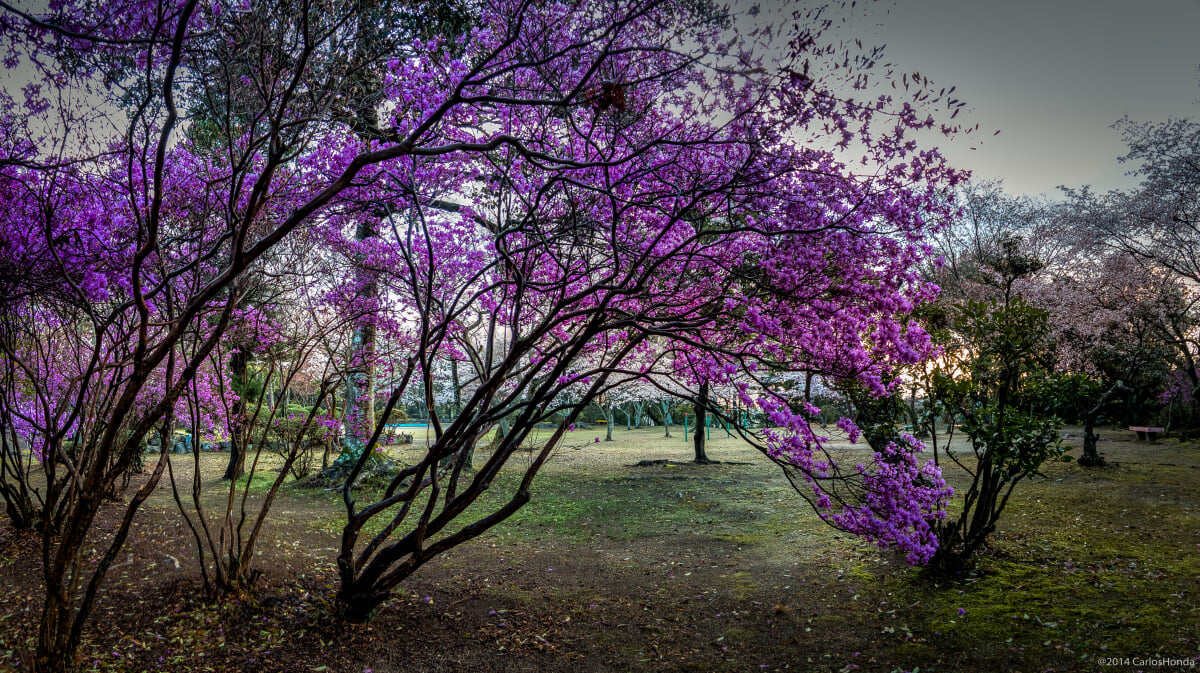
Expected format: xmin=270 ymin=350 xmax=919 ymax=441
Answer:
xmin=1080 ymin=381 xmax=1130 ymax=467
xmin=34 ymin=587 xmax=72 ymax=673
xmin=335 ymin=219 xmax=378 ymax=466
xmin=451 ymin=361 xmax=474 ymax=470
xmin=488 ymin=417 xmax=510 ymax=451
xmin=223 ymin=347 xmax=247 ymax=481
xmin=0 ymin=424 xmax=40 ymax=530
xmin=451 ymin=358 xmax=463 ymax=420
xmin=321 ymin=392 xmax=337 ymax=470
xmin=661 ymin=399 xmax=672 ymax=438
xmin=36 ymin=434 xmax=170 ymax=672
xmin=1080 ymin=422 xmax=1101 ymax=467
xmin=693 ymin=383 xmax=711 ymax=463
xmin=604 ymin=406 xmax=614 ymax=441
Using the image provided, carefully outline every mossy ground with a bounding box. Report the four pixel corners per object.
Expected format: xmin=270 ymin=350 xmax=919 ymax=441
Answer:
xmin=0 ymin=425 xmax=1196 ymax=672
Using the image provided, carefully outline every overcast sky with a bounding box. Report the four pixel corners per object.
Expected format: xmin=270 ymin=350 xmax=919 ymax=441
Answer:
xmin=4 ymin=0 xmax=1196 ymax=198
xmin=752 ymin=0 xmax=1200 ymax=197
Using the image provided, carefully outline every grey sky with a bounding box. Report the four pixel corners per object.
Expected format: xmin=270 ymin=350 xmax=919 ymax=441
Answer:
xmin=4 ymin=0 xmax=1196 ymax=198
xmin=753 ymin=0 xmax=1200 ymax=197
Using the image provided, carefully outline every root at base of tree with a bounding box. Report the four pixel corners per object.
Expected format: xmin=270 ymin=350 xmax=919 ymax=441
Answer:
xmin=630 ymin=459 xmax=752 ymax=467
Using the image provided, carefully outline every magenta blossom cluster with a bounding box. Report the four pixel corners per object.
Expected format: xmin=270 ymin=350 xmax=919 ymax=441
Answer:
xmin=831 ymin=437 xmax=953 ymax=565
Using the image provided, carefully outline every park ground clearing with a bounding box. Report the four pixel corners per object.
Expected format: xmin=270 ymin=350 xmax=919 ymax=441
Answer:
xmin=0 ymin=425 xmax=1197 ymax=672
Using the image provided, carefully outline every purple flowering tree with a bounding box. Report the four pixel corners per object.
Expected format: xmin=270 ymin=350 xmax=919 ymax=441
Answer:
xmin=0 ymin=0 xmax=968 ymax=668
xmin=314 ymin=0 xmax=965 ymax=618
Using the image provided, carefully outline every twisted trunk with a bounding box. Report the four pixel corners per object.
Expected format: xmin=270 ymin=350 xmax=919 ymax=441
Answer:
xmin=1080 ymin=381 xmax=1130 ymax=467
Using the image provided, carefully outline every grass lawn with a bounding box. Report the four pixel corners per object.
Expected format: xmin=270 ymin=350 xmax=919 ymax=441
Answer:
xmin=0 ymin=425 xmax=1196 ymax=672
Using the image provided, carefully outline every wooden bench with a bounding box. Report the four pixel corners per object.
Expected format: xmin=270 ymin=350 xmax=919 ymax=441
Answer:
xmin=1129 ymin=426 xmax=1166 ymax=442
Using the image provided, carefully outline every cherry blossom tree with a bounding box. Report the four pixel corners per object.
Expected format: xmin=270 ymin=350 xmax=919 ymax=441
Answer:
xmin=607 ymin=374 xmax=674 ymax=431
xmin=1102 ymin=115 xmax=1200 ymax=285
xmin=1060 ymin=113 xmax=1200 ymax=411
xmin=900 ymin=187 xmax=1118 ymax=560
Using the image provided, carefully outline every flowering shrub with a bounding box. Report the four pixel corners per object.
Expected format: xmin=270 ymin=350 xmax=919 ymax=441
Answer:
xmin=0 ymin=0 xmax=970 ymax=664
